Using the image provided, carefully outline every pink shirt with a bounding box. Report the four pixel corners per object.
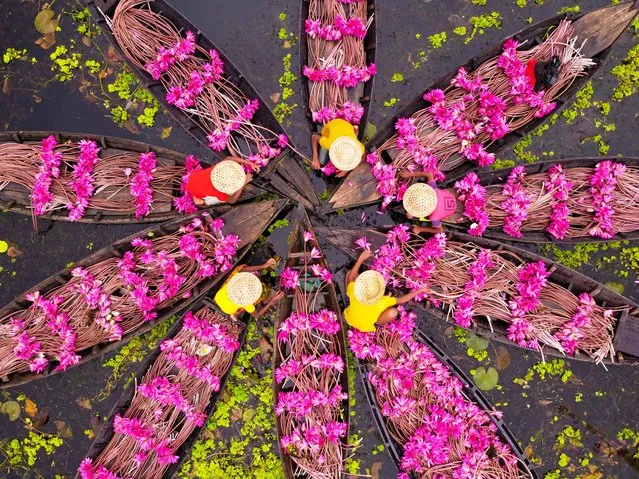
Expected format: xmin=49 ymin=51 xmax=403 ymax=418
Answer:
xmin=428 ymin=181 xmax=457 ymax=226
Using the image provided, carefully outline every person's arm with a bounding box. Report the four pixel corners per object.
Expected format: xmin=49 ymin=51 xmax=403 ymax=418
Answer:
xmin=242 ymin=257 xmax=277 ymax=274
xmin=412 ymin=224 xmax=444 ymax=235
xmin=345 ymin=250 xmax=373 ymax=290
xmin=226 ymin=174 xmax=253 ymax=204
xmin=252 ymin=291 xmax=284 ymax=319
xmin=311 ymin=133 xmax=321 ymax=170
xmin=335 ymin=169 xmax=348 ymax=178
xmin=227 ymin=155 xmax=260 ymax=173
xmin=395 ymin=288 xmax=429 ymax=305
xmin=400 ymin=171 xmax=435 ymax=181
xmin=192 ymin=196 xmax=205 ymax=206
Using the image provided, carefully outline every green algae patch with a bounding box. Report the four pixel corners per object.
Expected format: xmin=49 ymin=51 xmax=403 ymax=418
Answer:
xmin=465 ymin=12 xmax=502 ymax=44
xmin=429 ymin=32 xmax=447 ymax=49
xmin=514 ymin=359 xmax=573 ymax=388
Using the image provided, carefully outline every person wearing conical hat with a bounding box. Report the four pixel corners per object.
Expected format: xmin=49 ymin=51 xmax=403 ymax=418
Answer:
xmin=186 ymin=157 xmax=260 ymax=207
xmin=214 ymin=258 xmax=284 ymax=320
xmin=311 ymin=118 xmax=365 ymax=177
xmin=400 ymin=170 xmax=465 ymax=235
xmin=343 ymin=250 xmax=428 ymax=332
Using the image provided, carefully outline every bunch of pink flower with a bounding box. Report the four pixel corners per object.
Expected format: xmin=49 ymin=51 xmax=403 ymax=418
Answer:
xmin=501 ymin=166 xmax=532 ymax=238
xmin=173 ymin=155 xmax=202 ymax=214
xmin=454 ymin=249 xmax=494 ymax=327
xmin=497 ymin=39 xmax=557 ymax=117
xmin=454 ymin=172 xmax=489 ymax=236
xmin=554 ymin=293 xmax=595 ymax=354
xmin=166 ymin=71 xmax=208 ymax=109
xmin=138 ymin=376 xmax=207 ymax=426
xmin=277 ymin=310 xmax=342 ymax=342
xmin=303 ymin=64 xmax=377 ymax=88
xmin=160 ymin=339 xmax=222 ymax=389
xmin=280 ymin=266 xmax=301 ymax=290
xmin=78 ymin=459 xmax=126 ymax=479
xmin=129 ymin=152 xmax=157 ymax=219
xmin=113 ymin=415 xmax=179 ymax=465
xmin=506 ymin=261 xmax=550 ymax=348
xmin=349 ymin=308 xmax=527 ymax=478
xmin=276 ymin=385 xmax=347 ymax=418
xmin=589 ymin=160 xmax=625 ymax=239
xmin=304 ymin=15 xmax=367 ymax=41
xmin=71 ymin=267 xmax=121 ymax=340
xmin=32 ymin=135 xmax=62 ymax=215
xmin=177 ymin=216 xmax=238 ymax=277
xmin=368 ymin=153 xmax=401 ymax=209
xmin=67 ymin=140 xmax=100 ymax=221
xmin=545 ymin=164 xmax=573 ymax=239
xmin=312 ymin=100 xmax=365 ymax=125
xmin=11 ymin=325 xmax=47 ymax=374
xmin=145 ymin=31 xmax=197 ymax=80
xmin=182 ymin=311 xmax=240 ymax=353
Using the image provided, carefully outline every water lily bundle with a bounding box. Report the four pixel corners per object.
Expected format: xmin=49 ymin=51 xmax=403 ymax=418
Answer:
xmin=0 ymin=216 xmax=239 ymax=379
xmin=453 ymin=161 xmax=639 ymax=240
xmin=349 ymin=307 xmax=530 ymax=479
xmin=79 ymin=307 xmax=243 ymax=479
xmin=305 ymin=0 xmax=374 ymax=124
xmin=0 ymin=136 xmax=205 ymax=222
xmin=110 ymin=0 xmax=287 ymax=169
xmin=369 ymin=20 xmax=594 ymax=209
xmin=276 ymin=231 xmax=349 ymax=478
xmin=358 ymin=226 xmax=620 ymax=362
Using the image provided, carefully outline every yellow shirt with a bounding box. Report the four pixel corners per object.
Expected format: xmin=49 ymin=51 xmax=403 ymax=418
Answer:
xmin=214 ymin=269 xmax=257 ymax=316
xmin=319 ymin=118 xmax=365 ymax=153
xmin=343 ymin=282 xmax=397 ymax=332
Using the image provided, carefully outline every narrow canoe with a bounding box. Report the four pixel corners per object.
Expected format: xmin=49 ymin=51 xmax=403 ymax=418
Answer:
xmin=328 ymin=2 xmax=639 ymax=211
xmin=317 ymin=226 xmax=639 ymax=365
xmin=357 ymin=327 xmax=538 ymax=478
xmin=0 ymin=199 xmax=288 ymax=388
xmin=300 ymin=0 xmax=376 ymax=145
xmin=436 ymin=156 xmax=639 ymax=244
xmin=77 ymin=304 xmax=249 ymax=479
xmin=84 ymin=0 xmax=320 ymax=210
xmin=274 ymin=206 xmax=350 ymax=478
xmin=0 ymin=130 xmax=266 ymax=224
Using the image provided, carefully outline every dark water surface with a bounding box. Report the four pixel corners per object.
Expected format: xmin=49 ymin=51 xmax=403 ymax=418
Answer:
xmin=0 ymin=0 xmax=638 ymax=477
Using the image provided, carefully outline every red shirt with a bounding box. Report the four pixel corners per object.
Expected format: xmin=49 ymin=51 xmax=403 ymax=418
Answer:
xmin=185 ymin=166 xmax=229 ymax=201
xmin=525 ymin=60 xmax=537 ymax=88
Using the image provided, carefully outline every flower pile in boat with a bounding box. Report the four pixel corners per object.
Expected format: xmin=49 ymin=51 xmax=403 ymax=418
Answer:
xmin=0 ymin=215 xmax=239 ymax=380
xmin=305 ymin=0 xmax=374 ymax=125
xmin=79 ymin=307 xmax=243 ymax=479
xmin=31 ymin=135 xmax=62 ymax=215
xmin=368 ymin=20 xmax=594 ymax=206
xmin=67 ymin=139 xmax=101 ymax=221
xmin=111 ymin=3 xmax=287 ymax=169
xmin=349 ymin=307 xmax=530 ymax=478
xmin=275 ymin=230 xmax=349 ymax=477
xmin=454 ymin=172 xmax=489 ymax=236
xmin=355 ymin=226 xmax=620 ymax=362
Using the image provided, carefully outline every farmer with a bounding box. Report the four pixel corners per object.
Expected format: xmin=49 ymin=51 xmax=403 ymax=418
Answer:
xmin=186 ymin=158 xmax=260 ymax=206
xmin=400 ymin=170 xmax=464 ymax=235
xmin=343 ymin=250 xmax=428 ymax=332
xmin=311 ymin=118 xmax=365 ymax=177
xmin=214 ymin=258 xmax=284 ymax=320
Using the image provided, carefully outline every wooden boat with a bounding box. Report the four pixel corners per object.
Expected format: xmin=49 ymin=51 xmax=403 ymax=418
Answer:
xmin=274 ymin=206 xmax=350 ymax=478
xmin=436 ymin=156 xmax=639 ymax=244
xmin=327 ymin=1 xmax=639 ymax=211
xmin=84 ymin=0 xmax=320 ymax=210
xmin=357 ymin=328 xmax=538 ymax=478
xmin=299 ymin=0 xmax=376 ymax=147
xmin=0 ymin=199 xmax=288 ymax=389
xmin=0 ymin=130 xmax=266 ymax=224
xmin=317 ymin=226 xmax=639 ymax=365
xmin=77 ymin=304 xmax=249 ymax=479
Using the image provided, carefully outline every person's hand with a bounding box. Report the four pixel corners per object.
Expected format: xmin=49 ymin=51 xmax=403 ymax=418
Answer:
xmin=193 ymin=197 xmax=205 ymax=206
xmin=249 ymin=163 xmax=260 ymax=173
xmin=359 ymin=249 xmax=373 ymax=261
xmin=400 ymin=171 xmax=414 ymax=180
xmin=336 ymin=170 xmax=348 ymax=178
xmin=412 ymin=225 xmax=424 ymax=235
xmin=311 ymin=155 xmax=321 ymax=170
xmin=273 ymin=291 xmax=285 ymax=302
xmin=265 ymin=258 xmax=277 ymax=268
xmin=245 ymin=173 xmax=254 ymax=184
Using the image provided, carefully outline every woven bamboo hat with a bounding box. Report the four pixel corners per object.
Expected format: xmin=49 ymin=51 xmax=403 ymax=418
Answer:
xmin=227 ymin=272 xmax=263 ymax=306
xmin=210 ymin=160 xmax=246 ymax=194
xmin=403 ymin=183 xmax=438 ymax=218
xmin=354 ymin=270 xmax=386 ymax=305
xmin=329 ymin=136 xmax=362 ymax=171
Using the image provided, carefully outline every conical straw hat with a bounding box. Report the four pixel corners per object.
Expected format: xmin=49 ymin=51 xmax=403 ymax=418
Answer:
xmin=329 ymin=136 xmax=362 ymax=171
xmin=227 ymin=272 xmax=263 ymax=306
xmin=210 ymin=160 xmax=246 ymax=194
xmin=403 ymin=182 xmax=438 ymax=218
xmin=354 ymin=270 xmax=386 ymax=305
